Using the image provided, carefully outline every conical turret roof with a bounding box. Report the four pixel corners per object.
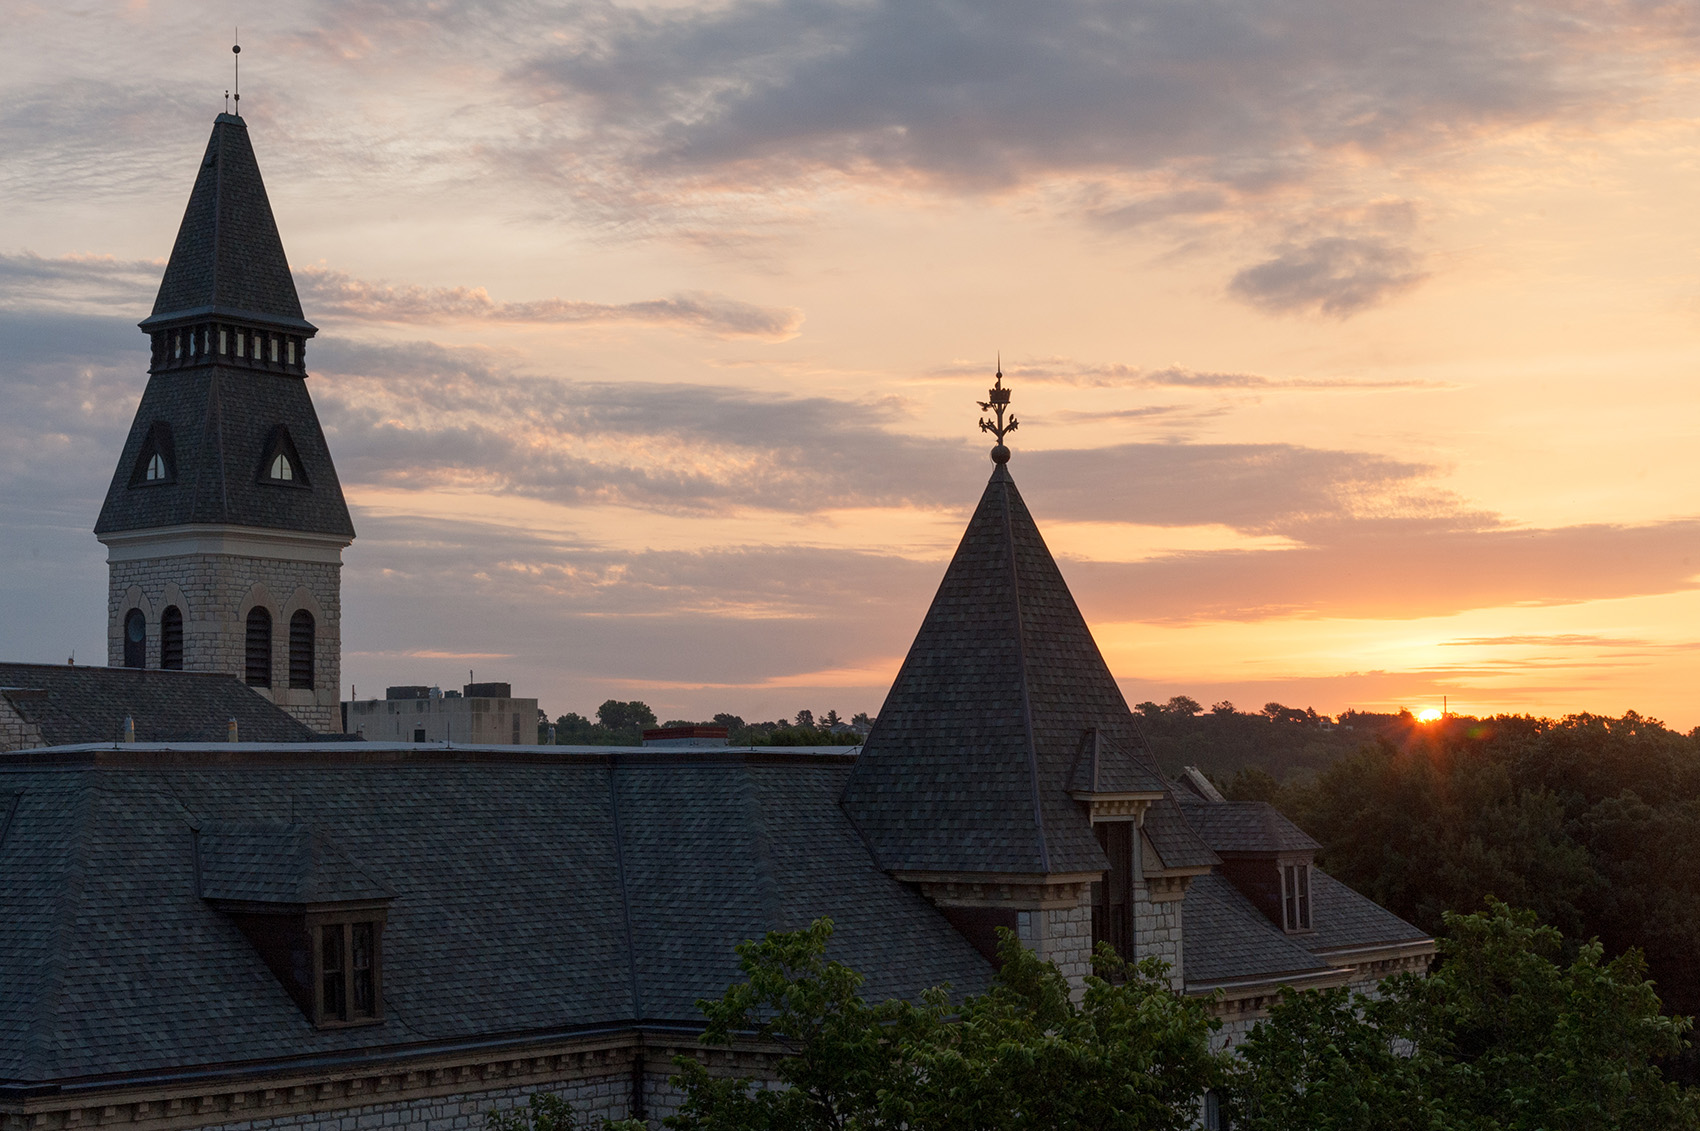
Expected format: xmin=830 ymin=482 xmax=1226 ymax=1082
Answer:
xmin=842 ymin=460 xmax=1170 ymax=877
xmin=141 ymin=113 xmax=311 ymax=331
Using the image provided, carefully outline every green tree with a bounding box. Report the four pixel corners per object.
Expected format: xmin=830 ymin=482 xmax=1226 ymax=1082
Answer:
xmin=597 ymin=699 xmax=656 ymax=734
xmin=1229 ymin=901 xmax=1700 ymax=1131
xmin=665 ymin=921 xmax=1225 ymax=1131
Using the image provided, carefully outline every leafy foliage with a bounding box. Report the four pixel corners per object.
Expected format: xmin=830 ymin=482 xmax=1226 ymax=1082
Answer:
xmin=665 ymin=920 xmax=1226 ymax=1131
xmin=1229 ymin=901 xmax=1700 ymax=1130
xmin=1248 ymin=712 xmax=1700 ymax=1026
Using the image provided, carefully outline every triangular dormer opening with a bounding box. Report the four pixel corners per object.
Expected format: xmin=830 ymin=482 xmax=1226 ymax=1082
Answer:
xmin=128 ymin=421 xmax=176 ymax=487
xmin=259 ymin=425 xmax=309 ymax=487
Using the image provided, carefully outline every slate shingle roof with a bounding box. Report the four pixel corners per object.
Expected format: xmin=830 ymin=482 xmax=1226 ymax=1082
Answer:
xmin=144 ymin=114 xmax=309 ymax=330
xmin=0 ymin=747 xmax=992 ymax=1086
xmin=1178 ymin=793 xmax=1430 ymax=988
xmin=0 ymin=663 xmax=318 ymax=748
xmin=1175 ymin=796 xmax=1320 ymax=854
xmin=94 ymin=113 xmax=354 ymax=539
xmin=1141 ymin=795 xmax=1220 ymax=871
xmin=842 ymin=463 xmax=1167 ymax=877
xmin=198 ymin=822 xmax=396 ymax=904
xmin=1304 ymin=870 xmax=1432 ymax=953
xmin=1181 ymin=873 xmax=1333 ymax=986
xmin=93 ymin=363 xmax=355 ymax=536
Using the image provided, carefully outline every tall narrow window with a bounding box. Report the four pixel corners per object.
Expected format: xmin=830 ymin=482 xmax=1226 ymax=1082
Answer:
xmin=160 ymin=606 xmax=184 ymax=670
xmin=1090 ymin=821 xmax=1135 ymax=968
xmin=308 ymin=918 xmax=384 ymax=1026
xmin=287 ymin=339 xmax=296 ymax=365
xmin=270 ymin=337 xmax=279 ymax=363
xmin=236 ymin=332 xmax=245 ymax=358
xmin=174 ymin=333 xmax=182 ymax=359
xmin=289 ymin=609 xmax=315 ymax=689
xmin=320 ymin=925 xmax=346 ymax=1019
xmin=351 ymin=922 xmax=376 ymax=1018
xmin=123 ymin=609 xmax=146 ymax=669
xmin=1281 ymin=863 xmax=1313 ymax=931
xmin=219 ymin=328 xmax=228 ymax=354
xmin=245 ymin=607 xmax=272 ymax=687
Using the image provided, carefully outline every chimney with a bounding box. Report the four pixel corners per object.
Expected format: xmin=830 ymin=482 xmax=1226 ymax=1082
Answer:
xmin=227 ymin=717 xmax=239 ymax=743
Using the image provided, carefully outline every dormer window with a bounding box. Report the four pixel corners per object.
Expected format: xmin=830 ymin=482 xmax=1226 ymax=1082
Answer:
xmin=1282 ymin=862 xmax=1312 ymax=931
xmin=259 ymin=425 xmax=308 ymax=487
xmin=130 ymin=421 xmax=175 ymax=487
xmin=198 ymin=822 xmax=392 ymax=1030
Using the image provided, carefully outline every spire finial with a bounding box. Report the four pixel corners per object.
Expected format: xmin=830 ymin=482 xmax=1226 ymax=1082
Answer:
xmin=977 ymin=357 xmax=1018 ymax=464
xmin=232 ymin=31 xmax=241 ymax=114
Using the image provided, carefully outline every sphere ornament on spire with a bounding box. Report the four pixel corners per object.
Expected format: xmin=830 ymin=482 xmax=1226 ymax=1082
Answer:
xmin=978 ymin=361 xmax=1018 ymax=463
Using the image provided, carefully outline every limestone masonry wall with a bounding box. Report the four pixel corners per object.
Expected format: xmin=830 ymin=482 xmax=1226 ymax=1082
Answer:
xmin=0 ymin=697 xmax=45 ymax=753
xmin=107 ymin=552 xmax=342 ymax=732
xmin=1017 ymin=887 xmax=1095 ymax=993
xmin=1133 ymin=883 xmax=1185 ymax=990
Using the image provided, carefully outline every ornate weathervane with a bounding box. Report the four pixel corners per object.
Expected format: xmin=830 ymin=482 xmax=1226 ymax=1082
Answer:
xmin=978 ymin=357 xmax=1018 ymax=464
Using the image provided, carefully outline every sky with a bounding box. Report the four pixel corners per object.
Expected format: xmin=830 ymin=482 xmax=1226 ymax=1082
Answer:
xmin=5 ymin=1 xmax=1700 ymax=727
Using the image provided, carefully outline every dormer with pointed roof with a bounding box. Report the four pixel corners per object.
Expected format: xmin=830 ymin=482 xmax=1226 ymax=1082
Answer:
xmin=94 ymin=112 xmax=352 ymax=734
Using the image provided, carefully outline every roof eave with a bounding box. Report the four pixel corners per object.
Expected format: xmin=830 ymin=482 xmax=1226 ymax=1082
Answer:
xmin=140 ymin=306 xmax=318 ymax=335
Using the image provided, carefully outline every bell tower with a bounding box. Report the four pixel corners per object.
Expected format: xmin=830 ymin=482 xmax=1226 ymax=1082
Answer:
xmin=94 ymin=112 xmax=355 ymax=732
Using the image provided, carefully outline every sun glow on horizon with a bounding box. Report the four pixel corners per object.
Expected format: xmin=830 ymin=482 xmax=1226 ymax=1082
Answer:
xmin=1416 ymin=707 xmax=1444 ymax=723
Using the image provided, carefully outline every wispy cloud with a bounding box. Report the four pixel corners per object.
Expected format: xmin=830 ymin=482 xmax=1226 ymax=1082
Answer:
xmin=0 ymin=252 xmax=803 ymax=341
xmin=297 ymin=267 xmax=803 ymax=340
xmin=1228 ymin=236 xmax=1428 ymax=316
xmin=930 ymin=356 xmax=1441 ymax=391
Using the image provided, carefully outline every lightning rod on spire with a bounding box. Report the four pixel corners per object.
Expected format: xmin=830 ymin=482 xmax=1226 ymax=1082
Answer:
xmin=232 ymin=31 xmax=241 ymax=113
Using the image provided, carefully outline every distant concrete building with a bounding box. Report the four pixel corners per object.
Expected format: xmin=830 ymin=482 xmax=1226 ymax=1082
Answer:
xmin=344 ymin=682 xmax=539 ymax=745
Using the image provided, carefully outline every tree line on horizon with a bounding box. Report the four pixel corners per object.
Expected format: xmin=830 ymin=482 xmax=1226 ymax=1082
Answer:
xmin=539 ymin=699 xmax=873 ymax=747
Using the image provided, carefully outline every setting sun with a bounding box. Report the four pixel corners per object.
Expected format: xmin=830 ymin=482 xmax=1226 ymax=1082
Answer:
xmin=1417 ymin=708 xmax=1444 ymax=723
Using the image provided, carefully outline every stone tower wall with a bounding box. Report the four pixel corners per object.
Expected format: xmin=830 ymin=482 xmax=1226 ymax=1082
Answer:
xmin=107 ymin=548 xmax=343 ymax=732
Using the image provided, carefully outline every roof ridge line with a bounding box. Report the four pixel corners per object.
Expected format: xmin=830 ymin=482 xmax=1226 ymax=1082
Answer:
xmin=605 ymin=762 xmax=644 ymax=1021
xmin=999 ymin=471 xmax=1050 ymax=874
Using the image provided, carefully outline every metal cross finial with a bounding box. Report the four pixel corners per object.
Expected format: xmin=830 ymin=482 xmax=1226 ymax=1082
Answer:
xmin=977 ymin=358 xmax=1018 ymax=464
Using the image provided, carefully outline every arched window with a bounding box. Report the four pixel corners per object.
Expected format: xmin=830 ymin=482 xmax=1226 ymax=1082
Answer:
xmin=245 ymin=607 xmax=273 ymax=688
xmin=289 ymin=609 xmax=315 ymax=689
xmin=269 ymin=453 xmax=293 ymax=481
xmin=160 ymin=606 xmax=184 ymax=670
xmin=123 ymin=609 xmax=146 ymax=669
xmin=146 ymin=453 xmax=167 ymax=480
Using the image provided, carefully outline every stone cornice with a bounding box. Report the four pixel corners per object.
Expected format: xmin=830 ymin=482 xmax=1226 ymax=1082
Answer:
xmin=0 ymin=1028 xmax=768 ymax=1131
xmin=891 ymin=871 xmax=1100 ymax=910
xmin=99 ymin=526 xmax=352 ymax=565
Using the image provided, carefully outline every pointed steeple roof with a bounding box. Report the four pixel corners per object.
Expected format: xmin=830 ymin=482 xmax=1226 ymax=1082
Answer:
xmin=94 ymin=114 xmax=352 ymax=541
xmin=140 ymin=113 xmax=312 ymax=332
xmin=842 ymin=458 xmax=1170 ymax=878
